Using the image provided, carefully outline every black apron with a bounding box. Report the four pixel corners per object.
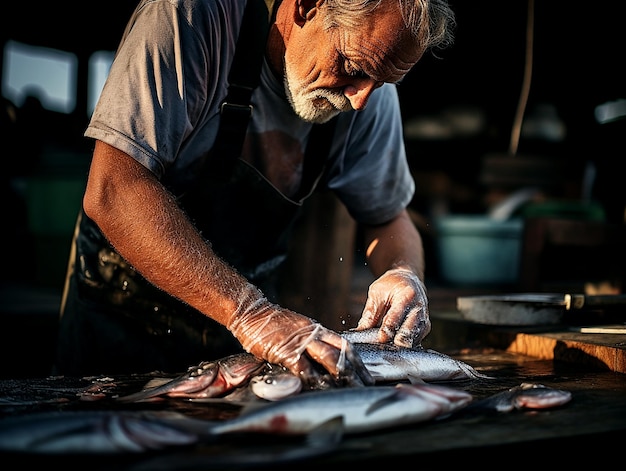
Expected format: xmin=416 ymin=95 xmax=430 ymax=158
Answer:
xmin=54 ymin=0 xmax=336 ymax=376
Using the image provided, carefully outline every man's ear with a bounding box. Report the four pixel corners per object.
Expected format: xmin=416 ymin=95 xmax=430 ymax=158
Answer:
xmin=295 ymin=0 xmax=324 ymax=26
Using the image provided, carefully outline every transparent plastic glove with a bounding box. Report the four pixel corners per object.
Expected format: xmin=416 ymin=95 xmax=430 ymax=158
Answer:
xmin=356 ymin=267 xmax=430 ymax=348
xmin=228 ymin=293 xmax=374 ymax=388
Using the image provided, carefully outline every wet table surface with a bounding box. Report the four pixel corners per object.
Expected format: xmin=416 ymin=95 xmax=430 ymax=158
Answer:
xmin=1 ymin=348 xmax=625 ymax=469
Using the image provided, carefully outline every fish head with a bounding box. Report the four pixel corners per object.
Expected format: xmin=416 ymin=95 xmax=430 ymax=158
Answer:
xmin=217 ymin=353 xmax=266 ymax=387
xmin=249 ymin=367 xmax=303 ymax=401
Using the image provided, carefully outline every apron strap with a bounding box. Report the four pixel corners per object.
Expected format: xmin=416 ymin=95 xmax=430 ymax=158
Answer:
xmin=293 ymin=117 xmax=338 ymax=201
xmin=213 ymin=0 xmax=273 ymax=176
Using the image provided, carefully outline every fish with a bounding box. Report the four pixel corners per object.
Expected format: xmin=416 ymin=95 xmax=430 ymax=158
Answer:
xmin=190 ymin=339 xmax=487 ymax=403
xmin=341 ymin=328 xmax=492 ymax=382
xmin=206 ymin=382 xmax=474 ymax=437
xmin=0 ymin=409 xmax=206 ymax=454
xmin=353 ymin=342 xmax=491 ymax=382
xmin=116 ymin=352 xmax=265 ymax=403
xmin=188 ymin=363 xmax=304 ymax=404
xmin=466 ymin=382 xmax=573 ymax=413
xmin=118 ymin=327 xmax=490 ymax=404
xmin=0 ymin=383 xmax=473 ymax=454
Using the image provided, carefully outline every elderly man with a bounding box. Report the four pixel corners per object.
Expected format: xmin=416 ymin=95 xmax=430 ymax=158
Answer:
xmin=54 ymin=0 xmax=456 ymax=387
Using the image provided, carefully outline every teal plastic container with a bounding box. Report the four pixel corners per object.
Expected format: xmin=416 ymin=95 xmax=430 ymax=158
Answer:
xmin=435 ymin=215 xmax=523 ymax=286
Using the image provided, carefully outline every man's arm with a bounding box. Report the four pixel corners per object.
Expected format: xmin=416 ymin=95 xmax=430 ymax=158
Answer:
xmin=361 ymin=209 xmax=425 ymax=280
xmin=84 ymin=141 xmax=248 ymax=326
xmin=83 ymin=140 xmax=373 ymax=386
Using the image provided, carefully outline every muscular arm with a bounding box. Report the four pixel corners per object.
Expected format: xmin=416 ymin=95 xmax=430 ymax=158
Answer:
xmin=83 ymin=140 xmax=256 ymax=327
xmin=83 ymin=141 xmax=373 ymax=385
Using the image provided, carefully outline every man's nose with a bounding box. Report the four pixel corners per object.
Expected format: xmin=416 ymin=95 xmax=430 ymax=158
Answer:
xmin=343 ymin=80 xmax=381 ymax=110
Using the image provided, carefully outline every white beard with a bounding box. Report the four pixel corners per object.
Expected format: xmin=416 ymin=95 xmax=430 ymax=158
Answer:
xmin=283 ymin=62 xmax=352 ymax=123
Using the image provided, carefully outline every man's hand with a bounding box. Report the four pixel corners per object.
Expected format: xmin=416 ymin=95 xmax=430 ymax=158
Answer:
xmin=356 ymin=267 xmax=430 ymax=347
xmin=228 ymin=295 xmax=374 ymax=388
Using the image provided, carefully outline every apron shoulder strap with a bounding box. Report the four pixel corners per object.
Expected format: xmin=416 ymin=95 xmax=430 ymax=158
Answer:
xmin=293 ymin=118 xmax=338 ymax=201
xmin=213 ymin=0 xmax=273 ymax=174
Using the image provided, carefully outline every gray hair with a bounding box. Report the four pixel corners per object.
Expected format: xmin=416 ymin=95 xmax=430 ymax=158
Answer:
xmin=322 ymin=0 xmax=456 ymax=53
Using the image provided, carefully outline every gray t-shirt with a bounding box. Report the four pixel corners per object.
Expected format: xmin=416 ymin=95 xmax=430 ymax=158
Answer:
xmin=85 ymin=0 xmax=414 ymax=225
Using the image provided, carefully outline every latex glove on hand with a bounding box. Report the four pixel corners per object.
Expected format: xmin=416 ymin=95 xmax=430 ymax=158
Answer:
xmin=228 ymin=290 xmax=374 ymax=389
xmin=356 ymin=267 xmax=430 ymax=348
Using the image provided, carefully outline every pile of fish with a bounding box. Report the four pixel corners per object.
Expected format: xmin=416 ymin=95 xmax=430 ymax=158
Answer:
xmin=0 ymin=379 xmax=572 ymax=455
xmin=116 ymin=352 xmax=271 ymax=404
xmin=116 ymin=328 xmax=491 ymax=404
xmin=0 ymin=381 xmax=476 ymax=454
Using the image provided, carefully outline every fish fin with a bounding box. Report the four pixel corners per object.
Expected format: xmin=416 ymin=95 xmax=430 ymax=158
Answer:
xmin=364 ymin=388 xmax=404 ymax=415
xmin=114 ymin=377 xmax=175 ymax=403
xmin=464 ymin=364 xmax=495 ymax=380
xmin=406 ymin=374 xmax=426 ymax=384
xmin=142 ymin=377 xmax=174 ymax=389
xmin=116 ymin=389 xmax=168 ymax=403
xmin=305 ymin=416 xmax=345 ymax=448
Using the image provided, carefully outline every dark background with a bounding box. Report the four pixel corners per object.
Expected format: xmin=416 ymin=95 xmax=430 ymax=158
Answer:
xmin=3 ymin=1 xmax=624 ymax=153
xmin=1 ymin=0 xmax=625 ymax=285
xmin=0 ymin=0 xmax=624 ymax=379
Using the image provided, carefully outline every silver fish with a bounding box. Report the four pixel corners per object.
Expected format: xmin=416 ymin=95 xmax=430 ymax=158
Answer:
xmin=207 ymin=382 xmax=473 ymax=436
xmin=0 ymin=383 xmax=472 ymax=453
xmin=189 ymin=363 xmax=304 ymax=404
xmin=341 ymin=328 xmax=491 ymax=382
xmin=0 ymin=410 xmax=205 ymax=454
xmin=117 ymin=352 xmax=265 ymax=403
xmin=469 ymin=382 xmax=573 ymax=413
xmin=353 ymin=342 xmax=492 ymax=383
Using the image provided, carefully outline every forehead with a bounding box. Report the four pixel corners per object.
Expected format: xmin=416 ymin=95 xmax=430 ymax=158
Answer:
xmin=328 ymin=5 xmax=424 ymax=80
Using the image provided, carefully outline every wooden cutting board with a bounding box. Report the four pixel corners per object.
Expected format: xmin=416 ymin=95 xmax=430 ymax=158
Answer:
xmin=498 ymin=327 xmax=626 ymax=374
xmin=429 ymin=311 xmax=626 ymax=374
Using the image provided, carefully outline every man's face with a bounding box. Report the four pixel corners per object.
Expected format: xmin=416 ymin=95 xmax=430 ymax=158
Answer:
xmin=283 ymin=3 xmax=424 ymax=123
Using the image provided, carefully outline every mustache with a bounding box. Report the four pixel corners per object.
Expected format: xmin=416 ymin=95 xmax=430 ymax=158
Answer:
xmin=312 ymin=89 xmax=351 ymax=112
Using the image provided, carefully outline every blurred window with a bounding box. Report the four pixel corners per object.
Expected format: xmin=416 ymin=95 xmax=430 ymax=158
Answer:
xmin=2 ymin=40 xmax=115 ymax=117
xmin=87 ymin=50 xmax=114 ymax=116
xmin=2 ymin=40 xmax=77 ymax=114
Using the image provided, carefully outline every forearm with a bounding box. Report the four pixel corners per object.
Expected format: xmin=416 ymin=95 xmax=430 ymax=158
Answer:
xmin=361 ymin=209 xmax=425 ymax=280
xmin=83 ymin=141 xmax=261 ymax=328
